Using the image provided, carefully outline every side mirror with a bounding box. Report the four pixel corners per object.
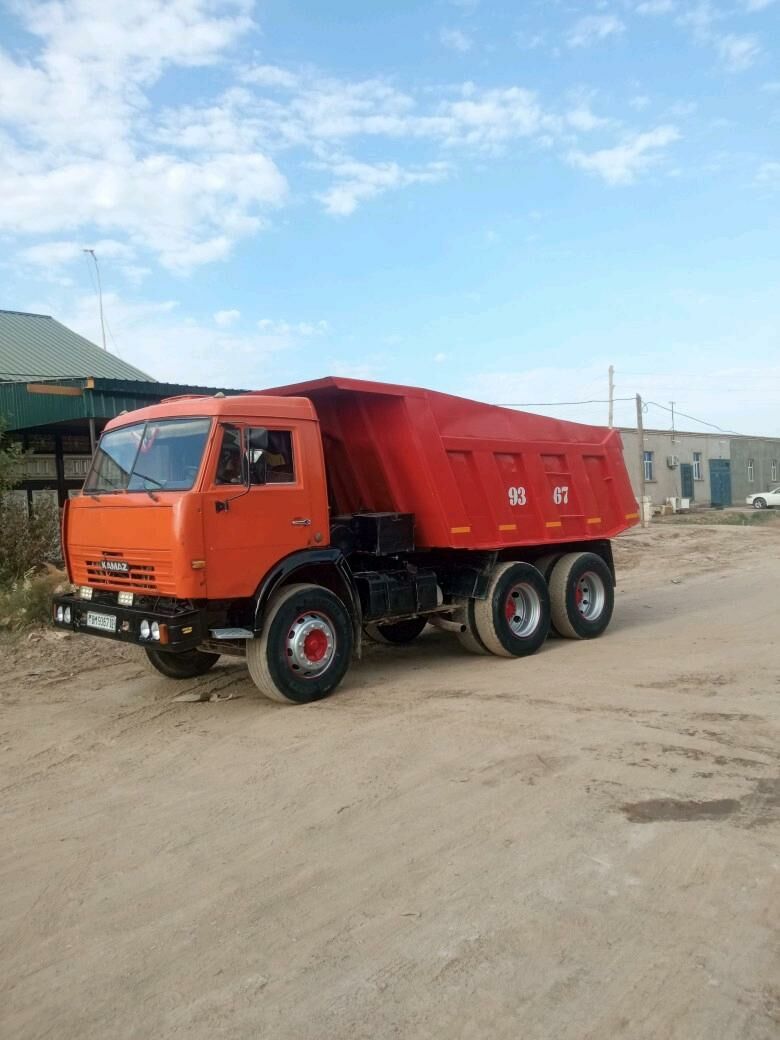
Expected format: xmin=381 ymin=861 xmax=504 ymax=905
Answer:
xmin=244 ymin=448 xmax=267 ymax=485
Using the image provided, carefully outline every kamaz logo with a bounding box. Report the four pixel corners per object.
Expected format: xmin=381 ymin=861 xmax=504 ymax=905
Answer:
xmin=100 ymin=559 xmax=129 ymax=573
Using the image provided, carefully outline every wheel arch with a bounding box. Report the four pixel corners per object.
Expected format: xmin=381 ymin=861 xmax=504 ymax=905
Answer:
xmin=253 ymin=549 xmax=363 ymax=651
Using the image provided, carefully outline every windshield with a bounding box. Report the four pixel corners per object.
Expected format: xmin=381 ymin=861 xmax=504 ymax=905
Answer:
xmin=84 ymin=418 xmax=211 ymax=493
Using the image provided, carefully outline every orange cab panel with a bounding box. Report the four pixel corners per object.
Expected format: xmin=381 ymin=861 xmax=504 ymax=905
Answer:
xmin=67 ymin=492 xmax=207 ymax=599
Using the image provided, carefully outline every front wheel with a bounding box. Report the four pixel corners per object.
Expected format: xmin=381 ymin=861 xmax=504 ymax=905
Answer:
xmin=549 ymin=552 xmax=614 ymax=639
xmin=753 ymin=498 xmax=767 ymax=510
xmin=472 ymin=562 xmax=550 ymax=658
xmin=246 ymin=583 xmax=353 ymax=704
xmin=145 ymin=646 xmax=220 ymax=679
xmin=364 ymin=616 xmax=428 ymax=645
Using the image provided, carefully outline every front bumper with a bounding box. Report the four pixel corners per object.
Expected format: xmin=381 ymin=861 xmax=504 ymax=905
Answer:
xmin=52 ymin=593 xmax=208 ymax=652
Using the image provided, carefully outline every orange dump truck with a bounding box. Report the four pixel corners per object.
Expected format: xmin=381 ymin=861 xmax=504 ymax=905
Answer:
xmin=53 ymin=377 xmax=639 ymax=703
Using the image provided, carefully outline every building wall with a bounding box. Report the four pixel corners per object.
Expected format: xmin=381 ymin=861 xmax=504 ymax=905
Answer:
xmin=730 ymin=438 xmax=780 ymax=503
xmin=619 ymin=428 xmax=730 ymax=507
xmin=619 ymin=428 xmax=780 ymax=508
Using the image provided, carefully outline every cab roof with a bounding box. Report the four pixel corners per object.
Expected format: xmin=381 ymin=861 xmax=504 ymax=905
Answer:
xmin=103 ymin=392 xmax=317 ymax=431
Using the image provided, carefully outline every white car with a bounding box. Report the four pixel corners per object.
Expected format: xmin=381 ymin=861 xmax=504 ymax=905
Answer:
xmin=746 ymin=487 xmax=780 ymax=509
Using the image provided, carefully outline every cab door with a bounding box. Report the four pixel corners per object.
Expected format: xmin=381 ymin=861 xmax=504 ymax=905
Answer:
xmin=201 ymin=421 xmax=318 ymax=600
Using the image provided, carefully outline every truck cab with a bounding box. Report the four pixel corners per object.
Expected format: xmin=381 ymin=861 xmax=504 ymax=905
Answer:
xmin=64 ymin=395 xmax=330 ymax=601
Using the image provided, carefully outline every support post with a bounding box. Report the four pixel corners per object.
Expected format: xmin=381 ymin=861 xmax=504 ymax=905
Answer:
xmin=608 ymin=365 xmax=614 ymax=428
xmin=636 ymin=393 xmax=648 ymax=526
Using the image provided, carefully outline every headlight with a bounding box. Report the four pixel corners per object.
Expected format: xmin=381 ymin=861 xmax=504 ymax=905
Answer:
xmin=80 ymin=586 xmax=93 ymax=601
xmin=63 ymin=606 xmax=72 ymax=624
xmin=151 ymin=622 xmax=160 ymax=641
xmin=56 ymin=606 xmax=64 ymax=622
xmin=118 ymin=591 xmax=134 ymax=607
xmin=139 ymin=619 xmax=151 ymax=640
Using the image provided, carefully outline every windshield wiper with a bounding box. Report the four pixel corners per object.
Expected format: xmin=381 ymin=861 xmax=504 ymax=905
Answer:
xmin=132 ymin=471 xmax=165 ymax=489
xmin=131 ymin=470 xmax=166 ymax=501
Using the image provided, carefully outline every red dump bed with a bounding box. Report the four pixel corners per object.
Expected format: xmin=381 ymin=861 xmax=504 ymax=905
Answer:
xmin=262 ymin=377 xmax=639 ymax=551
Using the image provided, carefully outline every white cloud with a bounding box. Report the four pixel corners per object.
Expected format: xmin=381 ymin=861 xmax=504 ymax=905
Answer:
xmin=318 ymin=160 xmax=449 ymax=216
xmin=440 ymin=85 xmax=551 ymax=149
xmin=743 ymin=0 xmax=777 ymax=10
xmin=567 ymin=15 xmax=625 ymax=48
xmin=440 ymin=28 xmax=473 ymax=52
xmin=565 ymin=105 xmax=611 ymax=132
xmin=19 ymin=239 xmax=135 ymax=267
xmin=241 ymin=64 xmax=300 ymax=88
xmin=0 ymin=2 xmax=287 ymax=273
xmin=635 ymin=0 xmax=674 ymax=13
xmin=214 ymin=309 xmax=241 ymax=327
xmin=756 ymin=162 xmax=780 ymax=185
xmin=257 ymin=319 xmax=329 ymax=335
xmin=0 ymin=152 xmax=287 ymax=272
xmin=567 ymin=125 xmax=680 ymax=184
xmin=433 ymin=352 xmax=449 ymax=363
xmin=716 ymin=34 xmax=761 ymax=71
xmin=676 ymin=4 xmax=762 ymax=72
xmin=48 ymin=291 xmax=309 ymax=388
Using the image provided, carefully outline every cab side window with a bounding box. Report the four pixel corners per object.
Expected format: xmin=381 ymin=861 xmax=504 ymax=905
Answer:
xmin=216 ymin=426 xmax=243 ymax=485
xmin=247 ymin=428 xmax=295 ymax=484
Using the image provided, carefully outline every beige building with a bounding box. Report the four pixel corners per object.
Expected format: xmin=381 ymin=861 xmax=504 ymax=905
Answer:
xmin=619 ymin=427 xmax=780 ymax=509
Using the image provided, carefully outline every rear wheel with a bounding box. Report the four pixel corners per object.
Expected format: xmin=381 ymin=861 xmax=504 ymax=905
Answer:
xmin=473 ymin=562 xmax=550 ymax=658
xmin=753 ymin=498 xmax=767 ymax=510
xmin=246 ymin=583 xmax=353 ymax=704
xmin=549 ymin=552 xmax=614 ymax=639
xmin=533 ymin=553 xmax=562 ymax=582
xmin=364 ymin=616 xmax=428 ymax=645
xmin=456 ymin=599 xmax=490 ymax=656
xmin=145 ymin=647 xmax=220 ymax=679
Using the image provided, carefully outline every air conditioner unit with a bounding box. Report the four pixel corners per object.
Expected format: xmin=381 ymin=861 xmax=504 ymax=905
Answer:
xmin=666 ymin=455 xmax=679 ymax=469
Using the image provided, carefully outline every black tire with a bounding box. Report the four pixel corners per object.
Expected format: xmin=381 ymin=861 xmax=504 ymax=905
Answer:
xmin=364 ymin=617 xmax=428 ymax=645
xmin=533 ymin=553 xmax=563 ymax=582
xmin=473 ymin=562 xmax=550 ymax=658
xmin=246 ymin=583 xmax=353 ymax=704
xmin=549 ymin=552 xmax=614 ymax=640
xmin=145 ymin=646 xmax=220 ymax=679
xmin=456 ymin=599 xmax=491 ymax=656
xmin=753 ymin=498 xmax=767 ymax=510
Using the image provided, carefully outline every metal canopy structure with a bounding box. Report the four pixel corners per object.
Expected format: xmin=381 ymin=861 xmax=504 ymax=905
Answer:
xmin=0 ymin=377 xmax=244 ymax=433
xmin=0 ymin=309 xmax=244 ymax=507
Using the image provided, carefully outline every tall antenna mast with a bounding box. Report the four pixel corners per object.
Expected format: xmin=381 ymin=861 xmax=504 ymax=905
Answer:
xmin=83 ymin=248 xmax=107 ymax=351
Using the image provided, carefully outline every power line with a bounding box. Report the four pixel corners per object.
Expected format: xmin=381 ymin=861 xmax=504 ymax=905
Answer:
xmin=643 ymin=399 xmax=739 ymax=435
xmin=499 ymin=397 xmax=634 ymax=407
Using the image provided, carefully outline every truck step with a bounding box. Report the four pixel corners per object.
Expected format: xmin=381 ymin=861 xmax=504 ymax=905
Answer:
xmin=209 ymin=627 xmax=253 ymax=640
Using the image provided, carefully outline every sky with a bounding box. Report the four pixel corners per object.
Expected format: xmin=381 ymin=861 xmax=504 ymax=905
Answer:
xmin=1 ymin=0 xmax=779 ymax=435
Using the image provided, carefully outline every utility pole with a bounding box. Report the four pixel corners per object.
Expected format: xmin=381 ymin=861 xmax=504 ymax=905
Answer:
xmin=83 ymin=248 xmax=107 ymax=351
xmin=608 ymin=365 xmax=614 ymax=428
xmin=636 ymin=393 xmax=647 ymax=526
xmin=669 ymin=400 xmax=675 ymax=443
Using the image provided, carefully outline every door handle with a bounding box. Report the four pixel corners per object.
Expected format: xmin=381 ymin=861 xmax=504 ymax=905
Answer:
xmin=291 ymin=518 xmax=311 ymax=526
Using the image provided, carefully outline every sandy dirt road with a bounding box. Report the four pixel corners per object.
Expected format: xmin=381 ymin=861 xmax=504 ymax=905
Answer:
xmin=1 ymin=523 xmax=779 ymax=1040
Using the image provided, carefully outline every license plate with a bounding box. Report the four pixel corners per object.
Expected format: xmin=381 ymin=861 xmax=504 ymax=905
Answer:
xmin=86 ymin=611 xmax=117 ymax=633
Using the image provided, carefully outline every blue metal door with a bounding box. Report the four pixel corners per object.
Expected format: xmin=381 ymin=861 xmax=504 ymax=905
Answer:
xmin=709 ymin=459 xmax=731 ymax=507
xmin=680 ymin=463 xmax=694 ymax=500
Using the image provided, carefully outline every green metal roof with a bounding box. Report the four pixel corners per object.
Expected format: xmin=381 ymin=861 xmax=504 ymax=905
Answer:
xmin=0 ymin=309 xmax=152 ymax=382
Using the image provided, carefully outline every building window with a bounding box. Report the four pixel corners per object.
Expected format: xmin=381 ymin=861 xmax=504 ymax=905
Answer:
xmin=772 ymin=460 xmax=778 ymax=482
xmin=693 ymin=452 xmax=703 ymax=481
xmin=643 ymin=450 xmax=654 ymax=482
xmin=747 ymin=459 xmax=754 ymax=483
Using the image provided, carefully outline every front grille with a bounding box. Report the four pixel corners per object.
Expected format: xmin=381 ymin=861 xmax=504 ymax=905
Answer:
xmin=70 ymin=549 xmax=176 ymax=596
